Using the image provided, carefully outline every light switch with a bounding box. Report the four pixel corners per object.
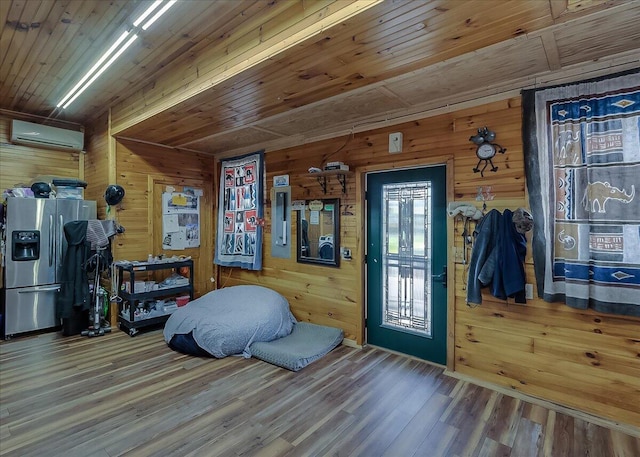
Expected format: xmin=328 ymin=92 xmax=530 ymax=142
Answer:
xmin=389 ymin=132 xmax=403 ymax=153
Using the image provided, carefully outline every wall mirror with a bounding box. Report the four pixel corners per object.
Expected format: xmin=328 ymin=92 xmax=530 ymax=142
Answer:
xmin=297 ymin=198 xmax=340 ymax=267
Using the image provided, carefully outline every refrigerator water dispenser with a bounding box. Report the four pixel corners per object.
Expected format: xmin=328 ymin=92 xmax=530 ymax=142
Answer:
xmin=12 ymin=230 xmax=40 ymax=261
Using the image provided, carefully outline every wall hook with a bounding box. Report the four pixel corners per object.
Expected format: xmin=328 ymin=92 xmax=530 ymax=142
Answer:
xmin=476 ymin=186 xmax=495 ymax=212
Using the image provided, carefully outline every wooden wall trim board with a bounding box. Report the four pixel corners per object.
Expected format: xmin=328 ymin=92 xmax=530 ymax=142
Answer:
xmin=115 ymin=135 xmax=212 ymax=157
xmin=354 ymin=167 xmax=365 ymax=355
xmin=107 ymin=108 xmax=117 ymax=197
xmin=549 ymin=0 xmax=569 ymax=20
xmin=445 ymin=158 xmax=455 ymax=371
xmin=341 ymin=338 xmax=362 ymax=349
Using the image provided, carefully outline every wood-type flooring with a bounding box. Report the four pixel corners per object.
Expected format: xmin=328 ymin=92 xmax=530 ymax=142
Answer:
xmin=1 ymin=329 xmax=638 ymax=456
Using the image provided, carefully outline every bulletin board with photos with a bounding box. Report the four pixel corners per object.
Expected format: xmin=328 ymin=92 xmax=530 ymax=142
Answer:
xmin=162 ymin=189 xmax=201 ymax=250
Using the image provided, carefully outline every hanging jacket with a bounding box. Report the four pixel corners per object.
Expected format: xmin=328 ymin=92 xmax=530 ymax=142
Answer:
xmin=56 ymin=221 xmax=91 ymax=319
xmin=466 ymin=209 xmax=500 ymax=305
xmin=498 ymin=209 xmax=527 ymax=302
xmin=466 ymin=209 xmax=527 ymax=305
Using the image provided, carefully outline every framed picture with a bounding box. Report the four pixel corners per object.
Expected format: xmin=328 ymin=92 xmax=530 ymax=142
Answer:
xmin=273 ymin=174 xmax=289 ymax=187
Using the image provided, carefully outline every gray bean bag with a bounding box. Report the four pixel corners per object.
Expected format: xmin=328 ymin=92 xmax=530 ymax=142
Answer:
xmin=163 ymin=285 xmax=296 ymax=358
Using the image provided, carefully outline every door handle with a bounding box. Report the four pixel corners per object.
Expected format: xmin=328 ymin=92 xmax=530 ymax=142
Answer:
xmin=59 ymin=214 xmax=64 ymax=265
xmin=18 ymin=285 xmax=61 ymax=293
xmin=432 ymin=265 xmax=447 ymax=288
xmin=49 ymin=214 xmax=54 ymax=267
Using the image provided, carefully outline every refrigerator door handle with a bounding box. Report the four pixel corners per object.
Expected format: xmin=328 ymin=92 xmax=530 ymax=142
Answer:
xmin=59 ymin=214 xmax=64 ymax=265
xmin=49 ymin=214 xmax=54 ymax=267
xmin=18 ymin=285 xmax=61 ymax=293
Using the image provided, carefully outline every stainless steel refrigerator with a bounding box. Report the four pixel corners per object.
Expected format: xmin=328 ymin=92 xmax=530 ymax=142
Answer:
xmin=3 ymin=197 xmax=96 ymax=337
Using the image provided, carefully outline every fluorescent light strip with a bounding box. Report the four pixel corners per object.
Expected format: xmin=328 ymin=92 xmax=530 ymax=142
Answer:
xmin=142 ymin=0 xmax=177 ymax=30
xmin=133 ymin=0 xmax=163 ymax=27
xmin=58 ymin=0 xmax=178 ymax=109
xmin=57 ymin=31 xmax=131 ymax=108
xmin=62 ymin=34 xmax=138 ymax=109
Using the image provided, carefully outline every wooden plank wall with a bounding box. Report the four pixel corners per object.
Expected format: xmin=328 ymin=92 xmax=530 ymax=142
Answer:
xmin=3 ymin=96 xmax=638 ymax=427
xmin=84 ymin=112 xmax=110 ymax=216
xmin=222 ymin=96 xmax=640 ymax=427
xmin=112 ymin=139 xmax=216 ymax=298
xmin=219 ymin=140 xmax=363 ymax=343
xmin=0 ymin=113 xmax=83 ymax=192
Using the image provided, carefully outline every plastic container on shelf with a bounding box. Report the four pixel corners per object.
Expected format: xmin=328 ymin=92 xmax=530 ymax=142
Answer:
xmin=54 ymin=186 xmax=84 ymax=199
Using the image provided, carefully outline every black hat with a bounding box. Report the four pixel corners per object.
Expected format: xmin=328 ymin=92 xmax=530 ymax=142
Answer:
xmin=31 ymin=182 xmax=51 ymax=198
xmin=105 ymin=184 xmax=125 ymax=206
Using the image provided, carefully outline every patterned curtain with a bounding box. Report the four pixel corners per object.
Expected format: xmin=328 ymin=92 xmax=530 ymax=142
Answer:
xmin=523 ymin=70 xmax=640 ymax=317
xmin=215 ymin=150 xmax=264 ymax=270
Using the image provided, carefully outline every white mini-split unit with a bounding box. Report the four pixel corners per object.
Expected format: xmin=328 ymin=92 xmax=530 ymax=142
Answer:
xmin=10 ymin=119 xmax=84 ymax=152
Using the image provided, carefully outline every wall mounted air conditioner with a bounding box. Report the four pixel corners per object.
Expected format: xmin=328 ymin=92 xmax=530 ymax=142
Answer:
xmin=10 ymin=119 xmax=84 ymax=152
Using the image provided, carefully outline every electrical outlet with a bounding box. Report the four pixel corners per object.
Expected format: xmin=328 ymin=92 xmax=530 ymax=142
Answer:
xmin=525 ymin=283 xmax=534 ymax=300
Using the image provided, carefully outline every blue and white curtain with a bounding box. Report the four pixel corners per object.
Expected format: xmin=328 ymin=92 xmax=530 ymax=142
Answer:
xmin=215 ymin=150 xmax=264 ymax=270
xmin=523 ymin=70 xmax=640 ymax=316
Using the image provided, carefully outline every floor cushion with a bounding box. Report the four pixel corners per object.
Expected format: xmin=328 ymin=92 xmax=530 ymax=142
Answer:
xmin=249 ymin=322 xmax=343 ymax=371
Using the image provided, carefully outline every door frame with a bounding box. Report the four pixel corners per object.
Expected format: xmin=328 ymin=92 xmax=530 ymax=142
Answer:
xmin=356 ymin=156 xmax=455 ymax=370
xmin=147 ymin=174 xmax=215 ymax=298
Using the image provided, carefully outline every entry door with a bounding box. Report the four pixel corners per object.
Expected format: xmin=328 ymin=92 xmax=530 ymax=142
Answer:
xmin=366 ymin=166 xmax=447 ymax=364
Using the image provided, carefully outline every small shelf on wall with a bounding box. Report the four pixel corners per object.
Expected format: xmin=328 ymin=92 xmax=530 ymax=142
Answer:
xmin=309 ymin=169 xmax=353 ymax=194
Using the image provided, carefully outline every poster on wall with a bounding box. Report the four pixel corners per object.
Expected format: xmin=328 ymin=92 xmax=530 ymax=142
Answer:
xmin=162 ymin=190 xmax=201 ymax=250
xmin=215 ymin=150 xmax=264 ymax=270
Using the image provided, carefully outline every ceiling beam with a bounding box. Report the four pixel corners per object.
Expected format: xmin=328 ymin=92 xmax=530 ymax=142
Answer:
xmin=539 ymin=32 xmax=562 ymax=71
xmin=109 ymin=0 xmax=383 ymax=136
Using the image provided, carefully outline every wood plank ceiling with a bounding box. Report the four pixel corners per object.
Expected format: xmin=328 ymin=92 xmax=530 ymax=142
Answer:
xmin=1 ymin=0 xmax=639 ymax=156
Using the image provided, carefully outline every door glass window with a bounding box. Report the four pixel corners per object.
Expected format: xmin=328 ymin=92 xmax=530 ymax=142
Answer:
xmin=381 ymin=182 xmax=432 ymax=336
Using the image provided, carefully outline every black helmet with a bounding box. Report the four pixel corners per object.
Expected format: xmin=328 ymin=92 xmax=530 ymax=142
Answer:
xmin=31 ymin=182 xmax=51 ymax=198
xmin=105 ymin=184 xmax=125 ymax=206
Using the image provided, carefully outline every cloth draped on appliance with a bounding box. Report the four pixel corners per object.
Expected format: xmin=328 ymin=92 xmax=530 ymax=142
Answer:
xmin=466 ymin=209 xmax=528 ymax=305
xmin=56 ymin=220 xmax=117 ymax=319
xmin=86 ymin=219 xmax=117 ymax=250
